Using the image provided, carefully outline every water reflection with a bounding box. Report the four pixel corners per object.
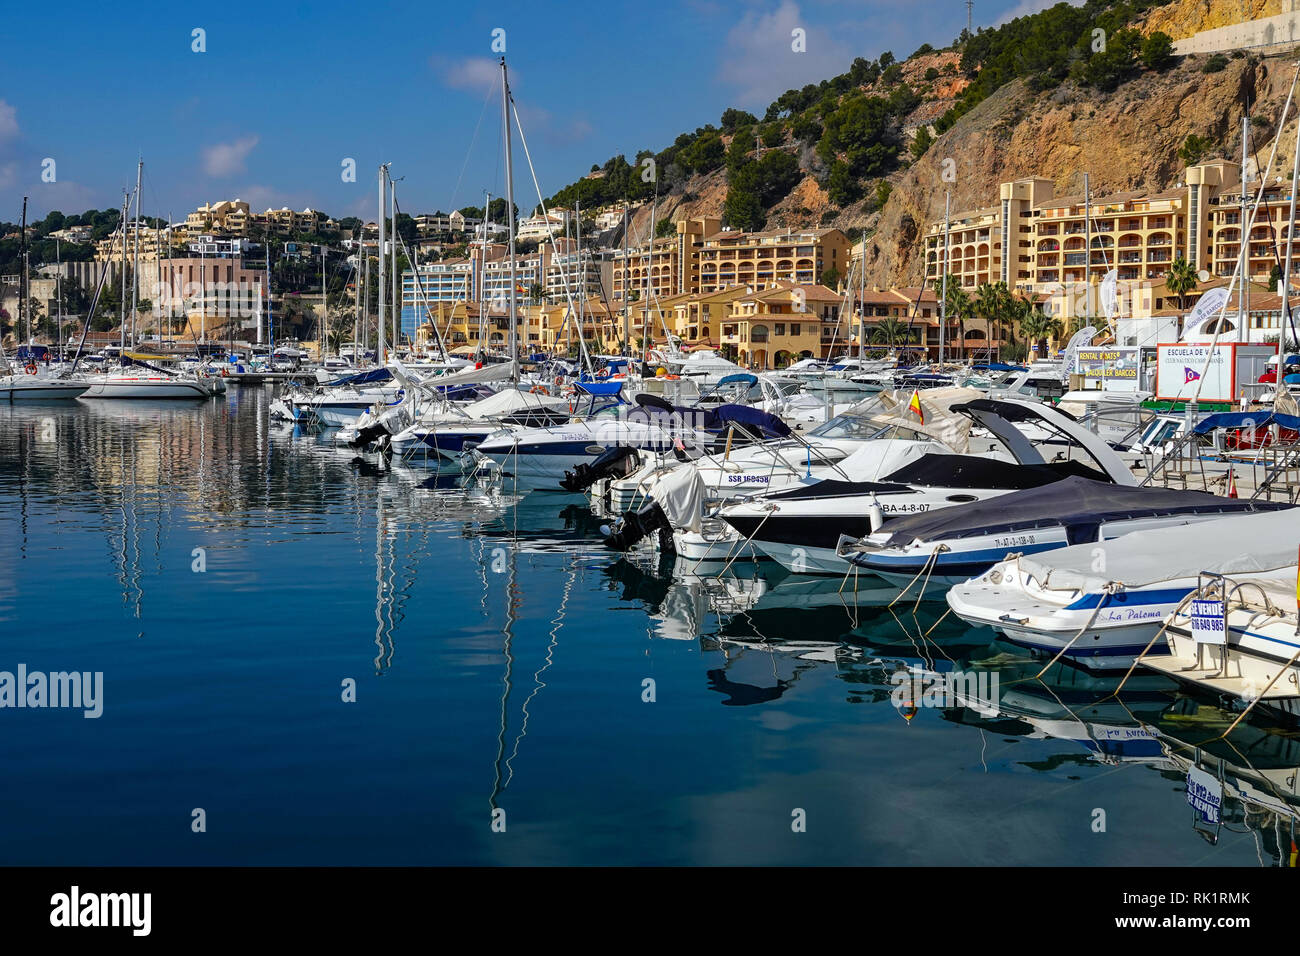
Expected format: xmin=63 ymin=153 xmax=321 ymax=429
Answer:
xmin=6 ymin=389 xmax=1300 ymax=865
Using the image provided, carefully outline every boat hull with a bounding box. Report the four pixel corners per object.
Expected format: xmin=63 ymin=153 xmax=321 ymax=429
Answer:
xmin=82 ymin=377 xmax=211 ymax=399
xmin=0 ymin=381 xmax=91 ymax=401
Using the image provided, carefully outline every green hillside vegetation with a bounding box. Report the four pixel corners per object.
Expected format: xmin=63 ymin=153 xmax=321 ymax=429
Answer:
xmin=546 ymin=0 xmax=1179 ymax=229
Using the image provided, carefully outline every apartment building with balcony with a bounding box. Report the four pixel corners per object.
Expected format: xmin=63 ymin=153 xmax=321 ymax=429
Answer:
xmin=923 ymin=162 xmax=1241 ymax=306
xmin=721 ymin=283 xmax=844 ymax=367
xmin=697 ymin=225 xmax=849 ymax=294
xmin=544 ymin=248 xmax=613 ymax=305
xmin=612 ymin=216 xmax=716 ymax=302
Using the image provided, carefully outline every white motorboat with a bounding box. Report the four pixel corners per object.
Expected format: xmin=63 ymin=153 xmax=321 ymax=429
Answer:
xmin=845 ymin=477 xmax=1290 ymax=591
xmin=947 ymin=509 xmax=1300 ymax=669
xmin=717 ymin=396 xmax=1140 ymax=575
xmin=1141 ymin=572 xmax=1300 ymax=721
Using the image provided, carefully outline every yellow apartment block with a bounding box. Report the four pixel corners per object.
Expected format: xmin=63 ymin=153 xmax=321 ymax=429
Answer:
xmin=923 ymin=161 xmax=1241 ymax=309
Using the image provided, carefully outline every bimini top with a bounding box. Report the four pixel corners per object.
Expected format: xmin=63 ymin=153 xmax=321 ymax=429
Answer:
xmin=628 ymin=394 xmax=789 ymax=438
xmin=1193 ymin=411 xmax=1300 ymax=434
xmin=874 ymin=476 xmax=1291 ymax=547
xmin=714 ymin=372 xmax=759 ymax=388
xmin=334 ymin=367 xmax=393 ymax=387
xmin=574 ymin=379 xmax=625 ymax=397
xmin=707 ymin=403 xmax=790 ymax=439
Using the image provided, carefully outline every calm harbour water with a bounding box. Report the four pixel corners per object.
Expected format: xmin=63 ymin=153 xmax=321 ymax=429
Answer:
xmin=0 ymin=387 xmax=1292 ymax=866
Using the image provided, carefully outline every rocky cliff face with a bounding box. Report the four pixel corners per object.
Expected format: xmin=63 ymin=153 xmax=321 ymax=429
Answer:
xmin=861 ymin=52 xmax=1300 ymax=286
xmin=1142 ymin=0 xmax=1278 ymax=38
xmin=622 ymin=0 xmax=1300 ymax=283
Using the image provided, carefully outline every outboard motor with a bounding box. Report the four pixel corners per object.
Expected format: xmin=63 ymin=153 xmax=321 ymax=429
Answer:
xmin=348 ymin=421 xmax=392 ymax=449
xmin=602 ymin=500 xmax=674 ymax=553
xmin=560 ymin=446 xmax=641 ymax=493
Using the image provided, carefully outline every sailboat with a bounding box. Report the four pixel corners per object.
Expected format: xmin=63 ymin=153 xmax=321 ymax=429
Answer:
xmin=2 ymin=197 xmax=90 ymax=400
xmin=82 ymin=165 xmax=214 ymax=400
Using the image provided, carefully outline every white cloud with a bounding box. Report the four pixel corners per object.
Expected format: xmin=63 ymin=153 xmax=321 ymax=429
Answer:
xmin=514 ymin=103 xmax=593 ymax=145
xmin=0 ymin=100 xmax=17 ymax=143
xmin=717 ymin=1 xmax=849 ymax=108
xmin=201 ymin=135 xmax=259 ymax=177
xmin=432 ymin=56 xmax=507 ymax=92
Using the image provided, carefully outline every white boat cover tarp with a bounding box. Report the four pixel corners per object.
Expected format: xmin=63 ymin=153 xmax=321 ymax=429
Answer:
xmin=419 ymin=362 xmax=515 ymax=389
xmin=865 ymin=386 xmax=980 ymax=452
xmin=835 ymin=439 xmax=950 ymax=482
xmin=655 ymin=464 xmax=706 ymax=533
xmin=1018 ymin=508 xmax=1300 ymax=594
xmin=462 ymin=387 xmax=568 ymax=419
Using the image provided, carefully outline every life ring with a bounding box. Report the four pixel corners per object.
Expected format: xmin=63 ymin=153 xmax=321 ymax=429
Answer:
xmin=24 ymin=364 xmax=36 ymax=375
xmin=597 ymin=366 xmax=611 ymax=379
xmin=554 ymin=375 xmax=564 ymax=386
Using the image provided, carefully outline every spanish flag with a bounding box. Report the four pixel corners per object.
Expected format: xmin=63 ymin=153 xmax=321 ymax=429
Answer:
xmin=908 ymin=389 xmax=924 ymax=425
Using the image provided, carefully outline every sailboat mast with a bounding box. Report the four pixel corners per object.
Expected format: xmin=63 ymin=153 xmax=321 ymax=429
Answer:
xmin=378 ymin=164 xmax=388 ymax=365
xmin=132 ymin=158 xmax=142 ymax=347
xmin=56 ymin=237 xmax=62 ymax=355
xmin=622 ymin=203 xmax=629 ymax=358
xmin=941 ymin=191 xmax=950 ymax=364
xmin=265 ymin=242 xmax=272 ymax=355
xmin=118 ymin=191 xmax=128 ymax=352
xmin=390 ymin=179 xmax=399 ymax=352
xmin=501 ymin=57 xmax=519 ymax=379
xmin=859 ymin=227 xmax=866 ymax=364
xmin=479 ymin=190 xmax=490 ymax=358
xmin=1283 ymin=117 xmax=1300 ymax=348
xmin=320 ymin=244 xmax=327 ymax=361
xmin=19 ymin=196 xmax=28 ymax=347
xmin=1240 ymin=114 xmax=1249 ymax=343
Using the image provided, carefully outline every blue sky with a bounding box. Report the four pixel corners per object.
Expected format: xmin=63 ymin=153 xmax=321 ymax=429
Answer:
xmin=0 ymin=0 xmax=1057 ymax=224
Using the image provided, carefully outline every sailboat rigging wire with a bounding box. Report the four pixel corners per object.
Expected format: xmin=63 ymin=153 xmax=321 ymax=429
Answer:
xmin=1194 ymin=63 xmax=1300 ymax=399
xmin=446 ymin=80 xmax=498 ymax=217
xmin=507 ymin=96 xmax=594 ymax=374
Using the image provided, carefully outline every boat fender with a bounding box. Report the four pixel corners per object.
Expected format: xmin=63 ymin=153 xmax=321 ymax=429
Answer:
xmin=867 ymin=495 xmax=884 ymax=533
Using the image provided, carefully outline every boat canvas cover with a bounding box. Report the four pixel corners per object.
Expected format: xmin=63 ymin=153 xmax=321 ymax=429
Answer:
xmin=866 ymin=387 xmax=980 ymax=452
xmin=1193 ymin=411 xmax=1300 ymax=434
xmin=881 ymin=453 xmax=1110 ymax=489
xmin=875 ymin=476 xmax=1289 ymax=547
xmin=420 ymin=362 xmax=514 ymax=389
xmin=1015 ymin=508 xmax=1300 ymax=595
xmin=707 ymin=404 xmax=791 ymax=439
xmin=461 ymin=388 xmax=568 ymax=419
xmin=334 ymin=367 xmax=393 ymax=387
xmin=655 ymin=465 xmax=706 ymax=533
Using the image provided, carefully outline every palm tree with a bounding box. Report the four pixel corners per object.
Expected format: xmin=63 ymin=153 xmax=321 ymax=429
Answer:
xmin=943 ymin=275 xmax=974 ymax=358
xmin=1164 ymin=256 xmax=1198 ymax=336
xmin=1018 ymin=304 xmax=1063 ymax=358
xmin=973 ymin=282 xmax=1001 ymax=356
xmin=871 ymin=316 xmax=914 ymax=348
